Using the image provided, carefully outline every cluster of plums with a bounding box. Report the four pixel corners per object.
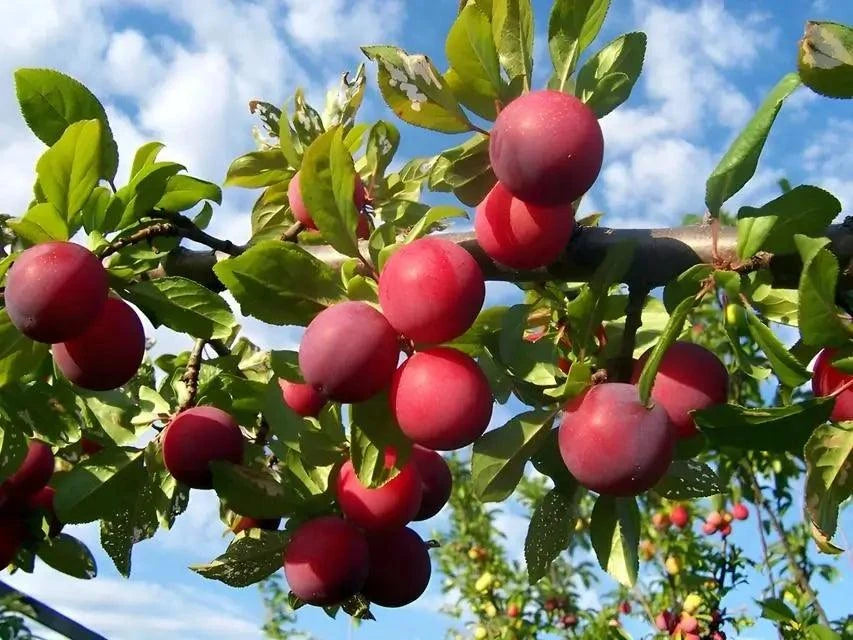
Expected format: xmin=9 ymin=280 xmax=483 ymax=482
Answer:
xmin=656 ymin=607 xmax=727 ymax=640
xmin=5 ymin=241 xmax=146 ymax=391
xmin=702 ymin=503 xmax=748 ymax=538
xmin=475 ymin=90 xmax=603 ymax=270
xmin=0 ymin=440 xmax=61 ymax=569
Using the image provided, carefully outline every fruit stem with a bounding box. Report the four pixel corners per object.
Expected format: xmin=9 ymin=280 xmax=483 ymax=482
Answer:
xmin=178 ymin=338 xmax=207 ymax=412
xmin=282 ymin=221 xmax=305 ymax=242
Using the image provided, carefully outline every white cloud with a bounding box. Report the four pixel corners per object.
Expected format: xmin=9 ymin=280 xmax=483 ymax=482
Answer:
xmin=282 ymin=0 xmax=405 ymax=54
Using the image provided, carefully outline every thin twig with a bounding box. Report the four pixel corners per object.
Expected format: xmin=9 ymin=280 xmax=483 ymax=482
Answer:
xmin=98 ymin=222 xmax=180 ymax=259
xmin=178 ymin=338 xmax=206 ymax=412
xmin=156 ymin=210 xmax=244 ymax=256
xmin=282 ymin=221 xmax=304 ymax=242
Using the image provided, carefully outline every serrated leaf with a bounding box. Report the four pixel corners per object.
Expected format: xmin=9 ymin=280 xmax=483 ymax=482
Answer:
xmin=35 ymin=119 xmax=101 ymax=220
xmin=525 ymin=485 xmax=579 ymax=583
xmin=156 ymin=175 xmax=222 ymax=212
xmin=36 ymin=534 xmax=97 ymax=579
xmin=0 ymin=426 xmax=29 ymax=485
xmin=14 ymin=68 xmax=119 ymax=180
xmin=472 ymin=410 xmax=555 ymax=502
xmin=705 ymin=73 xmax=800 ymax=215
xmin=213 ymin=241 xmax=345 ymax=326
xmin=405 ymin=205 xmax=467 ymax=243
xmin=737 ymin=185 xmax=841 ymax=259
xmin=428 ymin=133 xmax=496 ymax=206
xmin=447 ymin=306 xmax=509 ymax=357
xmin=8 ymin=203 xmax=69 ymax=244
xmin=492 ymin=0 xmax=534 ymax=88
xmin=548 ymin=0 xmax=611 ymax=91
xmin=125 ymin=277 xmax=236 ymax=340
xmin=744 ymin=312 xmax=809 ymax=387
xmin=224 ymin=150 xmax=290 ymax=188
xmin=796 ymin=235 xmax=853 ymax=346
xmin=693 ymin=398 xmax=835 ymax=454
xmin=362 ymin=46 xmax=473 ymax=133
xmin=446 ymin=3 xmax=503 ymax=117
xmin=499 ymin=305 xmax=559 ymax=386
xmin=81 ymin=186 xmax=116 ymax=234
xmin=211 ymin=462 xmax=304 ymax=519
xmin=114 ymin=161 xmax=185 ymax=227
xmin=0 ymin=311 xmax=50 ymax=389
xmin=575 ymin=32 xmax=646 ymax=118
xmin=590 ymin=495 xmax=639 ymax=587
xmin=804 ymin=421 xmax=852 ymax=545
xmin=654 ymin=460 xmax=722 ymax=499
xmin=350 ymin=391 xmax=411 ymax=488
xmin=0 ymin=381 xmax=81 ymax=445
xmin=637 ymin=295 xmax=697 ymax=406
xmin=192 ymin=530 xmax=289 ymax=587
xmin=798 ymin=21 xmax=853 ymax=99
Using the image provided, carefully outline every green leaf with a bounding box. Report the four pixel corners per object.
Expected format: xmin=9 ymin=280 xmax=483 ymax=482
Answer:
xmin=300 ymin=129 xmax=360 ymax=257
xmin=191 ymin=530 xmax=289 ymax=587
xmin=492 ymin=0 xmax=534 ymax=89
xmin=805 ymin=625 xmax=843 ymax=640
xmin=8 ymin=203 xmax=69 ymax=244
xmin=36 ymin=534 xmax=97 ymax=579
xmin=324 ymin=64 xmax=368 ymax=131
xmin=0 ymin=311 xmax=50 ymax=388
xmin=113 ymin=161 xmax=185 ymax=227
xmin=405 ymin=206 xmax=467 ymax=243
xmin=362 ymin=46 xmax=473 ymax=133
xmin=444 ymin=67 xmax=498 ymax=121
xmin=737 ymin=185 xmax=841 ymax=259
xmin=447 ymin=306 xmax=509 ymax=357
xmin=525 ymin=486 xmax=579 ymax=583
xmin=693 ymin=398 xmax=835 ymax=454
xmin=350 ymin=391 xmax=412 ymax=488
xmin=446 ymin=3 xmax=503 ymax=115
xmin=744 ymin=312 xmax=809 ymax=387
xmin=365 ymin=121 xmax=401 ymax=184
xmin=99 ymin=471 xmax=159 ymax=578
xmin=36 ymin=119 xmax=101 ymax=220
xmin=0 ymin=382 xmax=81 ymax=445
xmin=705 ymin=73 xmax=800 ymax=216
xmin=804 ymin=421 xmax=852 ymax=545
xmin=428 ymin=133 xmax=496 ymax=206
xmin=224 ymin=150 xmax=290 ymax=188
xmin=590 ymin=495 xmax=639 ymax=587
xmin=14 ymin=68 xmax=119 ymax=180
xmin=758 ymin=598 xmax=797 ymax=624
xmin=575 ymin=32 xmax=646 ymax=118
xmin=81 ymin=186 xmax=116 ymax=234
xmin=499 ymin=305 xmax=559 ymax=386
xmin=156 ymin=175 xmax=222 ymax=212
xmin=291 ymin=89 xmax=326 ymax=147
xmin=796 ymin=235 xmax=852 ymax=346
xmin=798 ymin=21 xmax=853 ymax=99
xmin=548 ymin=0 xmax=611 ymax=91
xmin=471 ymin=410 xmax=556 ymax=502
xmin=211 ymin=462 xmax=305 ymax=519
xmin=53 ymin=448 xmax=145 ymax=524
xmin=637 ymin=295 xmax=696 ymax=406
xmin=531 ymin=429 xmax=577 ymax=490
xmin=125 ymin=277 xmax=236 ymax=340
xmin=662 ymin=264 xmax=713 ymax=314
xmin=0 ymin=426 xmax=29 ymax=485
xmin=213 ymin=241 xmax=345 ymax=326
xmin=130 ymin=142 xmax=166 ymax=178
xmin=654 ymin=460 xmax=721 ymax=499
xmin=250 ymin=182 xmax=291 ymax=243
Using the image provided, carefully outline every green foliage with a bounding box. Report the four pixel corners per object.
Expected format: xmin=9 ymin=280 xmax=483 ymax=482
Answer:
xmin=798 ymin=21 xmax=853 ymax=98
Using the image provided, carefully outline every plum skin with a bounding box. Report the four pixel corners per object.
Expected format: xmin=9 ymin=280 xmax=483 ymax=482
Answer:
xmin=279 ymin=380 xmax=327 ymax=417
xmin=335 ymin=449 xmax=423 ymax=531
xmin=812 ymin=348 xmax=853 ymax=421
xmin=475 ymin=181 xmax=575 ymax=269
xmin=558 ymin=383 xmax=676 ymax=496
xmin=489 ymin=90 xmax=604 ymax=206
xmin=410 ymin=445 xmax=452 ymax=521
xmin=632 ymin=341 xmax=728 ymax=439
xmin=3 ymin=440 xmax=54 ymax=499
xmin=390 ymin=347 xmax=493 ymax=451
xmin=5 ymin=241 xmax=109 ymax=343
xmin=363 ymin=527 xmax=432 ymax=608
xmin=0 ymin=516 xmax=27 ymax=570
xmin=283 ymin=516 xmax=369 ymax=606
xmin=288 ymin=170 xmax=369 ymax=238
xmin=26 ymin=486 xmax=63 ymax=537
xmin=162 ymin=406 xmax=244 ymax=489
xmin=378 ymin=237 xmax=485 ymax=345
xmin=669 ymin=504 xmax=690 ymax=529
xmin=52 ymin=297 xmax=146 ymax=391
xmin=299 ymin=301 xmax=400 ymax=404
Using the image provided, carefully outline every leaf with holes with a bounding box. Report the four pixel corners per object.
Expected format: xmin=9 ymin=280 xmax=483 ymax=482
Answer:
xmin=655 ymin=460 xmax=722 ymax=499
xmin=525 ymin=485 xmax=580 ymax=583
xmin=192 ymin=530 xmax=289 ymax=587
xmin=804 ymin=421 xmax=852 ymax=546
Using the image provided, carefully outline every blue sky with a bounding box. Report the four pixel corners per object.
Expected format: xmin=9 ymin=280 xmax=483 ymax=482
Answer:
xmin=1 ymin=1 xmax=853 ymax=639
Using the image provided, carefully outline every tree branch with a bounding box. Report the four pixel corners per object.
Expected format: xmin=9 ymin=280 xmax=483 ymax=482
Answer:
xmin=156 ymin=210 xmax=244 ymax=256
xmin=614 ymin=285 xmax=647 ymax=381
xmin=99 ymin=222 xmax=180 ymax=259
xmin=178 ymin=338 xmax=206 ymax=412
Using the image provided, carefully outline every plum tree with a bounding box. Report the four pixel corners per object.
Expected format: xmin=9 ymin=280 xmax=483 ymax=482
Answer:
xmin=811 ymin=348 xmax=853 ymax=420
xmin=283 ymin=516 xmax=369 ymax=606
xmin=3 ymin=440 xmax=54 ymax=499
xmin=278 ymin=380 xmax=326 ymax=417
xmin=231 ymin=515 xmax=281 ymax=534
xmin=474 ymin=182 xmax=575 ymax=269
xmin=287 ymin=170 xmax=369 ymax=237
xmin=162 ymin=406 xmax=244 ymax=489
xmin=410 ymin=445 xmax=452 ymax=521
xmin=390 ymin=347 xmax=493 ymax=451
xmin=52 ymin=297 xmax=146 ymax=391
xmin=5 ymin=241 xmax=109 ymax=343
xmin=558 ymin=383 xmax=675 ymax=496
xmin=632 ymin=341 xmax=729 ymax=439
xmin=0 ymin=516 xmax=27 ymax=570
xmin=378 ymin=237 xmax=485 ymax=344
xmin=298 ymin=301 xmax=400 ymax=403
xmin=489 ymin=90 xmax=604 ymax=206
xmin=335 ymin=449 xmax=422 ymax=531
xmin=362 ymin=527 xmax=431 ymax=608
xmin=25 ymin=486 xmax=62 ymax=537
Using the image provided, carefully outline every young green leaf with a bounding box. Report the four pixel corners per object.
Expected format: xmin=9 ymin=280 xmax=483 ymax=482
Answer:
xmin=446 ymin=3 xmax=503 ymax=117
xmin=428 ymin=133 xmax=496 ymax=206
xmin=447 ymin=306 xmax=509 ymax=357
xmin=693 ymin=398 xmax=835 ymax=454
xmin=499 ymin=304 xmax=560 ymax=386
xmin=224 ymin=150 xmax=290 ymax=188
xmin=324 ymin=64 xmax=367 ymax=131
xmin=362 ymin=46 xmax=473 ymax=133
xmin=654 ymin=460 xmax=722 ymax=499
xmin=737 ymin=185 xmax=841 ymax=259
xmin=365 ymin=121 xmax=401 ymax=185
xmin=130 ymin=141 xmax=166 ymax=178
xmin=492 ymin=0 xmax=534 ymax=90
xmin=36 ymin=119 xmax=101 ymax=220
xmin=705 ymin=73 xmax=800 ymax=216
xmin=548 ymin=0 xmax=611 ymax=91
xmin=637 ymin=295 xmax=696 ymax=405
xmin=36 ymin=534 xmax=97 ymax=579
xmin=14 ymin=68 xmax=119 ymax=180
xmin=350 ymin=391 xmax=412 ymax=488
xmin=662 ymin=264 xmax=713 ymax=313
xmin=575 ymin=32 xmax=646 ymax=118
xmin=471 ymin=409 xmax=556 ymax=502
xmin=0 ymin=310 xmax=50 ymax=389
xmin=81 ymin=186 xmax=116 ymax=234
xmin=114 ymin=161 xmax=185 ymax=227
xmin=191 ymin=530 xmax=289 ymax=587
xmin=211 ymin=462 xmax=303 ymax=519
xmin=590 ymin=495 xmax=640 ymax=587
xmin=795 ymin=235 xmax=853 ymax=346
xmin=525 ymin=485 xmax=580 ymax=583
xmin=8 ymin=203 xmax=69 ymax=244
xmin=405 ymin=205 xmax=467 ymax=243
xmin=156 ymin=175 xmax=222 ymax=212
xmin=798 ymin=21 xmax=853 ymax=99
xmin=804 ymin=421 xmax=852 ymax=545
xmin=744 ymin=312 xmax=810 ymax=388
xmin=213 ymin=241 xmax=345 ymax=326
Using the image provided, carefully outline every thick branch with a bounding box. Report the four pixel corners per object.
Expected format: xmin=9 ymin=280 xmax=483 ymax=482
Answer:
xmin=178 ymin=338 xmax=206 ymax=412
xmin=152 ymin=223 xmax=853 ymax=291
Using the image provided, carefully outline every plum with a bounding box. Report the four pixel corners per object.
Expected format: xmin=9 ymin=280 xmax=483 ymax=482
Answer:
xmin=287 ymin=170 xmax=369 ymax=238
xmin=410 ymin=445 xmax=452 ymax=520
xmin=812 ymin=348 xmax=853 ymax=421
xmin=4 ymin=440 xmax=54 ymax=498
xmin=279 ymin=380 xmax=327 ymax=417
xmin=363 ymin=527 xmax=431 ymax=608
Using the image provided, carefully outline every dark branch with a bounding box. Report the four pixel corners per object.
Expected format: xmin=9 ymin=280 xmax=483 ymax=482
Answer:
xmin=99 ymin=222 xmax=180 ymax=259
xmin=614 ymin=285 xmax=648 ymax=381
xmin=178 ymin=338 xmax=206 ymax=412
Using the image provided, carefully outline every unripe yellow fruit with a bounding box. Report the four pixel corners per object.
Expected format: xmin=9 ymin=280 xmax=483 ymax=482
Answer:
xmin=485 ymin=603 xmax=497 ymax=618
xmin=725 ymin=303 xmax=746 ymax=330
xmin=474 ymin=626 xmax=488 ymax=640
xmin=665 ymin=555 xmax=681 ymax=575
xmin=468 ymin=548 xmax=480 ymax=560
xmin=682 ymin=593 xmax=703 ymax=614
xmin=475 ymin=572 xmax=495 ymax=592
